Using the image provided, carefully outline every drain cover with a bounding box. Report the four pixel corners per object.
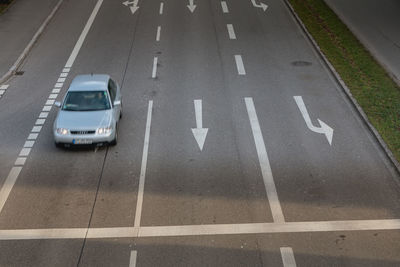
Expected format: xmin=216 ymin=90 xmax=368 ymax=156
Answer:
xmin=291 ymin=61 xmax=312 ymax=67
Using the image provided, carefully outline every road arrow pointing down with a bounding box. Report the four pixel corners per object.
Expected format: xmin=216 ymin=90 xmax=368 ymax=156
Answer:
xmin=251 ymin=0 xmax=268 ymax=11
xmin=191 ymin=99 xmax=208 ymax=151
xmin=187 ymin=0 xmax=197 ymax=12
xmin=294 ymin=96 xmax=334 ymax=145
xmin=130 ymin=5 xmax=139 ymax=14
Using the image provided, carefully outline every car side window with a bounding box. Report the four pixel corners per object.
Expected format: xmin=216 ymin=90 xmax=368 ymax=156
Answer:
xmin=108 ymin=79 xmax=116 ymax=103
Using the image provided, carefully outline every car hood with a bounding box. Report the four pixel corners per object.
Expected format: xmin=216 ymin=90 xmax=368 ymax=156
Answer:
xmin=55 ymin=109 xmax=113 ymax=130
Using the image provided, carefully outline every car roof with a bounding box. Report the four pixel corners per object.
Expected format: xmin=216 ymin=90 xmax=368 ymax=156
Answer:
xmin=68 ymin=74 xmax=110 ymax=92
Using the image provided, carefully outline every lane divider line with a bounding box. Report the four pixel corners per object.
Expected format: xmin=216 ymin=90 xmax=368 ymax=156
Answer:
xmin=159 ymin=2 xmax=164 ymax=14
xmin=156 ymin=26 xmax=161 ymax=42
xmin=245 ymin=97 xmax=285 ymax=222
xmin=221 ymin=1 xmax=229 ymax=13
xmin=152 ymin=57 xmax=158 ymax=78
xmin=134 ymin=100 xmax=154 ymax=227
xmin=234 ymin=55 xmax=246 ymax=75
xmin=227 ymin=24 xmax=236 ymax=40
xmin=280 ymin=247 xmax=297 ymax=267
xmin=0 ymin=0 xmax=104 ymax=215
xmin=0 ymin=85 xmax=9 ymax=98
xmin=129 ymin=250 xmax=138 ymax=267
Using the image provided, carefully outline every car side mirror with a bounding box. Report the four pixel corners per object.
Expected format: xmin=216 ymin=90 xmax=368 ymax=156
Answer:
xmin=113 ymin=100 xmax=121 ymax=106
xmin=54 ymin=101 xmax=61 ymax=108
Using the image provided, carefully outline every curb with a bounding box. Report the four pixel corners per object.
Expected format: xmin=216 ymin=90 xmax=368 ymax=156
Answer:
xmin=0 ymin=0 xmax=64 ymax=84
xmin=282 ymin=0 xmax=400 ymax=176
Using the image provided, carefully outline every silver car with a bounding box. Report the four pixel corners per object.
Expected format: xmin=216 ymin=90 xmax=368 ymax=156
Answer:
xmin=53 ymin=74 xmax=122 ymax=147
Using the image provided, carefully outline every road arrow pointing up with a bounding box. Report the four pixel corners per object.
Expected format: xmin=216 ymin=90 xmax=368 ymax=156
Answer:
xmin=191 ymin=99 xmax=208 ymax=151
xmin=187 ymin=0 xmax=197 ymax=13
xmin=294 ymin=96 xmax=334 ymax=145
xmin=251 ymin=0 xmax=268 ymax=11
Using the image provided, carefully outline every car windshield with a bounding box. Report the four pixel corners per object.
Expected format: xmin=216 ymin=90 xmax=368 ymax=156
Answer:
xmin=62 ymin=91 xmax=111 ymax=111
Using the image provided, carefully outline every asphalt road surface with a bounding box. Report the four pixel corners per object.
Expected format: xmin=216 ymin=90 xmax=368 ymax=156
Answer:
xmin=0 ymin=0 xmax=400 ymax=266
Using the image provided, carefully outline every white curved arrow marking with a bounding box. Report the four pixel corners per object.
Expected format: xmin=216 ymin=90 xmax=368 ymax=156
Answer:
xmin=122 ymin=0 xmax=139 ymax=14
xmin=191 ymin=100 xmax=208 ymax=151
xmin=251 ymin=0 xmax=268 ymax=11
xmin=187 ymin=0 xmax=197 ymax=13
xmin=294 ymin=96 xmax=333 ymax=145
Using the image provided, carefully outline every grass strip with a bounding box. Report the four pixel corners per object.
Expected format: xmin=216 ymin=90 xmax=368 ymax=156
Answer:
xmin=288 ymin=0 xmax=400 ymax=163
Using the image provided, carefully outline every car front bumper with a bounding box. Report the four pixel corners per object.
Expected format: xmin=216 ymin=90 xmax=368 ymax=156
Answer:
xmin=54 ymin=131 xmax=115 ymax=145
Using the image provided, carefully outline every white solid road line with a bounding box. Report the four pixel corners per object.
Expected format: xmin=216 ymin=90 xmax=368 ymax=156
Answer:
xmin=152 ymin=57 xmax=158 ymax=78
xmin=221 ymin=1 xmax=229 ymax=13
xmin=245 ymin=97 xmax=285 ymax=222
xmin=227 ymin=24 xmax=236 ymax=39
xmin=159 ymin=2 xmax=164 ymax=15
xmin=156 ymin=26 xmax=161 ymax=42
xmin=129 ymin=251 xmax=138 ymax=267
xmin=134 ymin=101 xmax=153 ymax=227
xmin=65 ymin=0 xmax=104 ymax=68
xmin=0 ymin=167 xmax=22 ymax=212
xmin=1 ymin=219 xmax=400 ymax=240
xmin=280 ymin=247 xmax=297 ymax=267
xmin=234 ymin=55 xmax=246 ymax=75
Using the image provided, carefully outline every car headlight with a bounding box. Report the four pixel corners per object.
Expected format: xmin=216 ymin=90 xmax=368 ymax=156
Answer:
xmin=97 ymin=126 xmax=112 ymax=135
xmin=56 ymin=128 xmax=69 ymax=135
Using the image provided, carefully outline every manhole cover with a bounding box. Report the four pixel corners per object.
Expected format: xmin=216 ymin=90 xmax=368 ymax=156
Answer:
xmin=291 ymin=61 xmax=312 ymax=67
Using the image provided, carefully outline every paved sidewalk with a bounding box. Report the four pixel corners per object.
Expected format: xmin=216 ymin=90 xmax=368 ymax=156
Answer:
xmin=0 ymin=0 xmax=60 ymax=81
xmin=325 ymin=0 xmax=400 ymax=84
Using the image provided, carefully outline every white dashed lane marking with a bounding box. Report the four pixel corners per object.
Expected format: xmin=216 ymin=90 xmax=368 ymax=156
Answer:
xmin=280 ymin=247 xmax=297 ymax=267
xmin=159 ymin=2 xmax=164 ymax=14
xmin=221 ymin=1 xmax=229 ymax=13
xmin=156 ymin=26 xmax=161 ymax=42
xmin=227 ymin=24 xmax=236 ymax=39
xmin=234 ymin=55 xmax=246 ymax=75
xmin=152 ymin=57 xmax=158 ymax=78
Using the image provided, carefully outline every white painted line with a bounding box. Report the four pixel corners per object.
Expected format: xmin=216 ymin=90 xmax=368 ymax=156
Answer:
xmin=27 ymin=133 xmax=38 ymax=140
xmin=35 ymin=119 xmax=45 ymax=125
xmin=31 ymin=126 xmax=42 ymax=133
xmin=0 ymin=85 xmax=9 ymax=90
xmin=152 ymin=57 xmax=158 ymax=79
xmin=46 ymin=99 xmax=55 ymax=105
xmin=159 ymin=2 xmax=164 ymax=14
xmin=14 ymin=157 xmax=26 ymax=166
xmin=57 ymin=78 xmax=66 ymax=83
xmin=0 ymin=167 xmax=22 ymax=212
xmin=65 ymin=0 xmax=104 ymax=68
xmin=1 ymin=219 xmax=400 ymax=240
xmin=49 ymin=94 xmax=58 ymax=99
xmin=245 ymin=97 xmax=285 ymax=222
xmin=221 ymin=1 xmax=229 ymax=13
xmin=24 ymin=141 xmax=35 ymax=148
xmin=54 ymin=83 xmax=63 ymax=88
xmin=42 ymin=106 xmax=52 ymax=112
xmin=234 ymin=55 xmax=246 ymax=75
xmin=129 ymin=250 xmax=138 ymax=267
xmin=0 ymin=90 xmax=5 ymax=95
xmin=52 ymin=88 xmax=60 ymax=93
xmin=227 ymin=24 xmax=236 ymax=39
xmin=62 ymin=68 xmax=70 ymax=73
xmin=134 ymin=100 xmax=153 ymax=227
xmin=156 ymin=26 xmax=161 ymax=42
xmin=60 ymin=73 xmax=68 ymax=78
xmin=39 ymin=112 xmax=48 ymax=118
xmin=19 ymin=148 xmax=31 ymax=157
xmin=280 ymin=247 xmax=297 ymax=267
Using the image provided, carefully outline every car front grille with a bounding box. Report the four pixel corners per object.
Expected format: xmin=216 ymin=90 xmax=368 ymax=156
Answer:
xmin=70 ymin=130 xmax=96 ymax=135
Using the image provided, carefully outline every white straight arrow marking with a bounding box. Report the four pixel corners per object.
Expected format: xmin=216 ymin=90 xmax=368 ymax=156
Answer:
xmin=191 ymin=100 xmax=208 ymax=151
xmin=187 ymin=0 xmax=196 ymax=13
xmin=251 ymin=0 xmax=268 ymax=11
xmin=294 ymin=96 xmax=334 ymax=145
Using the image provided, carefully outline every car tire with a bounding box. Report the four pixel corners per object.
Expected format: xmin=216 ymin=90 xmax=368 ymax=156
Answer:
xmin=55 ymin=142 xmax=63 ymax=148
xmin=110 ymin=125 xmax=118 ymax=146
